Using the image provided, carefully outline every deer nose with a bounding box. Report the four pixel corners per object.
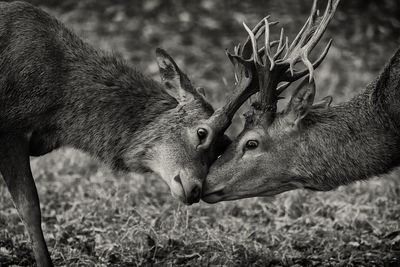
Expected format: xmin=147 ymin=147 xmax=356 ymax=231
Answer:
xmin=187 ymin=184 xmax=201 ymax=204
xmin=201 ymin=185 xmax=225 ymax=203
xmin=173 ymin=174 xmax=201 ymax=205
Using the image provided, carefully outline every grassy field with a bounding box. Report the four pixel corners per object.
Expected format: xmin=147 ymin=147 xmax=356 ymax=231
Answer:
xmin=1 ymin=0 xmax=400 ymax=266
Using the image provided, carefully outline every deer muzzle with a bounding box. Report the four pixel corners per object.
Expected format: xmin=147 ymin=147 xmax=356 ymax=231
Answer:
xmin=201 ymin=188 xmax=225 ymax=204
xmin=170 ymin=171 xmax=202 ymax=205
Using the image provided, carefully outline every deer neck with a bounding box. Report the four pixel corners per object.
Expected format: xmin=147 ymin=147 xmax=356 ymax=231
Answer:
xmin=292 ymin=48 xmax=400 ymax=190
xmin=56 ymin=53 xmax=178 ymax=171
xmin=369 ymin=48 xmax=400 ymax=132
xmin=292 ymin=88 xmax=400 ymax=191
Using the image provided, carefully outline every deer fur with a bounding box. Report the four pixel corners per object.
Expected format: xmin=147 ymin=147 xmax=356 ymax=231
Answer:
xmin=295 ymin=51 xmax=400 ymax=190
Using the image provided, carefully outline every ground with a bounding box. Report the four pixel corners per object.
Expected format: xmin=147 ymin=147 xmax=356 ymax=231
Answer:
xmin=0 ymin=0 xmax=400 ymax=266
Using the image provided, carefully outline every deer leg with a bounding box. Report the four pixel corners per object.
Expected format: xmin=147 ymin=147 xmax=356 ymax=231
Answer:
xmin=0 ymin=134 xmax=53 ymax=267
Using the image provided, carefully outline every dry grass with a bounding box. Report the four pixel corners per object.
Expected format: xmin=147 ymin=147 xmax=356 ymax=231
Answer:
xmin=1 ymin=150 xmax=399 ymax=266
xmin=1 ymin=1 xmax=400 ymax=266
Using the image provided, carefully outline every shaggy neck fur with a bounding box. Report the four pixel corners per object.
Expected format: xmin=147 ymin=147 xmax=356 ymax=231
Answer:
xmin=293 ymin=49 xmax=400 ymax=190
xmin=57 ymin=53 xmax=179 ymax=171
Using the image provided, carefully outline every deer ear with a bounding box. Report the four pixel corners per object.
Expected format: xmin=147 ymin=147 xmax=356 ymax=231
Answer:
xmin=285 ymin=79 xmax=316 ymax=126
xmin=312 ymin=95 xmax=333 ymax=109
xmin=155 ymin=48 xmax=194 ymax=103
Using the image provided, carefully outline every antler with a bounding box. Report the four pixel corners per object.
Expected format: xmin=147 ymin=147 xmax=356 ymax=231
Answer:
xmin=281 ymin=0 xmax=339 ymax=82
xmin=246 ymin=0 xmax=339 ymax=125
xmin=206 ymin=19 xmax=278 ymax=132
xmin=207 ymin=0 xmax=339 ymax=132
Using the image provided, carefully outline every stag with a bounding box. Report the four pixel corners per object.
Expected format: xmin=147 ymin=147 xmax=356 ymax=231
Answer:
xmin=0 ymin=2 xmax=257 ymax=266
xmin=200 ymin=0 xmax=400 ymax=204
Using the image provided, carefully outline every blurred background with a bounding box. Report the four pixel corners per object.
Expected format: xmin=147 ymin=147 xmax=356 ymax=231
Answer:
xmin=0 ymin=0 xmax=399 ymax=266
xmin=26 ymin=0 xmax=400 ymax=133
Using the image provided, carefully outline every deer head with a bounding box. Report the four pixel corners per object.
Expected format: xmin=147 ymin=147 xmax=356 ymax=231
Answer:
xmin=202 ymin=0 xmax=339 ymax=203
xmin=143 ymin=46 xmax=256 ymax=204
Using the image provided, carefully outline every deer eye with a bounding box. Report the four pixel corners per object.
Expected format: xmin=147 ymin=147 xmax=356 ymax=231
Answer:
xmin=245 ymin=140 xmax=259 ymax=150
xmin=197 ymin=128 xmax=208 ymax=140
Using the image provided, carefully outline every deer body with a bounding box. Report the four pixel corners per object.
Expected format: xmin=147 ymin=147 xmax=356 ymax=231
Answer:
xmin=0 ymin=2 xmax=246 ymax=266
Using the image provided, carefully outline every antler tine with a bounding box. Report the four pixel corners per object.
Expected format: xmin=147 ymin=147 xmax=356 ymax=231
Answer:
xmin=287 ymin=0 xmax=319 ymax=54
xmin=243 ymin=22 xmax=262 ymax=64
xmin=274 ymin=28 xmax=285 ymax=59
xmin=289 ymin=0 xmax=319 ymax=51
xmin=264 ymin=17 xmax=275 ymax=70
xmin=280 ymin=0 xmax=339 ymax=82
xmin=241 ymin=16 xmax=269 ymax=59
xmin=234 ymin=43 xmax=241 ymax=56
xmin=276 ymin=82 xmax=291 ymax=95
xmin=301 ymin=53 xmax=315 ymax=82
xmin=241 ymin=18 xmax=279 ymax=60
xmin=282 ymin=36 xmax=289 ymax=59
xmin=305 ymin=0 xmax=338 ymax=53
xmin=299 ymin=0 xmax=336 ymax=81
xmin=288 ymin=16 xmax=311 ymax=53
xmin=286 ymin=38 xmax=332 ymax=82
xmin=258 ymin=40 xmax=281 ymax=57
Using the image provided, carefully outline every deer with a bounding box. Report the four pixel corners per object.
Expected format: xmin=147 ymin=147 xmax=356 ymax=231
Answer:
xmin=0 ymin=1 xmax=259 ymax=266
xmin=200 ymin=0 xmax=400 ymax=203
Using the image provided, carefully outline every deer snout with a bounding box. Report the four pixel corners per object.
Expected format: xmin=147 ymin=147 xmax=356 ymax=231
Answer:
xmin=201 ymin=187 xmax=225 ymax=204
xmin=170 ymin=173 xmax=201 ymax=205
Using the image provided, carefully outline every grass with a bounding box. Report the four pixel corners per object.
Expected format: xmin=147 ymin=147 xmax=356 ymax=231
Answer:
xmin=1 ymin=150 xmax=399 ymax=266
xmin=1 ymin=0 xmax=400 ymax=266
